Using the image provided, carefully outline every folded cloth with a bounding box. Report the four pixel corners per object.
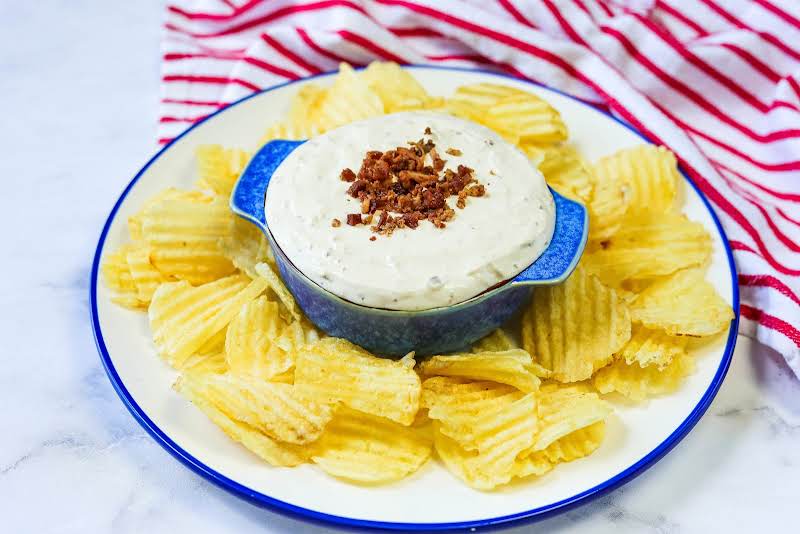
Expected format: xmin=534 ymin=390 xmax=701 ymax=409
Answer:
xmin=160 ymin=0 xmax=800 ymax=377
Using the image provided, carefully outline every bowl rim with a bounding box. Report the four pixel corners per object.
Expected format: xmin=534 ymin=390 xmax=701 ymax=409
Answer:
xmin=90 ymin=64 xmax=740 ymax=532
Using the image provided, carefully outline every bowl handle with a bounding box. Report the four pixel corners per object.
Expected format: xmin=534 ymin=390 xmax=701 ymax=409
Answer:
xmin=511 ymin=188 xmax=588 ymax=285
xmin=230 ymin=139 xmax=306 ymax=230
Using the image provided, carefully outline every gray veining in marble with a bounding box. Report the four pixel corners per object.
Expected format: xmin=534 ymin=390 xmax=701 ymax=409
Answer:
xmin=0 ymin=2 xmax=798 ymax=533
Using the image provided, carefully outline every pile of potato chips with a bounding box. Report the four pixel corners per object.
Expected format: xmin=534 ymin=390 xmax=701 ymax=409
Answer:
xmin=102 ymin=62 xmax=733 ymax=490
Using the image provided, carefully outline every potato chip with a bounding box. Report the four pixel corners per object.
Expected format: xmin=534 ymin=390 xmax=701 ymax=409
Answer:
xmin=523 ymin=143 xmax=593 ymax=203
xmin=525 ymin=384 xmax=612 ymax=453
xmin=188 ymin=372 xmax=333 ymax=444
xmin=274 ymin=317 xmax=320 ymax=353
xmin=587 ymin=154 xmax=630 ymax=243
xmin=630 ymin=269 xmax=734 ymax=336
xmin=617 ymin=325 xmax=689 ymax=369
xmin=522 ymin=267 xmax=631 ymax=382
xmin=295 ymin=337 xmax=421 ymax=425
xmin=620 ymin=145 xmax=680 ymax=216
xmin=314 ymin=63 xmax=384 ymax=132
xmin=485 ymin=94 xmax=567 ymax=145
xmin=287 ymin=83 xmax=328 ymax=130
xmin=219 ymin=217 xmax=273 ymax=278
xmin=174 ymin=374 xmax=308 ymax=466
xmin=419 ymin=350 xmax=541 ymax=392
xmin=584 ymin=212 xmax=711 ymax=286
xmin=182 ymin=351 xmax=228 ymax=375
xmin=139 ymin=191 xmax=236 ymax=284
xmin=361 ymin=61 xmax=441 ymax=112
xmin=225 ymin=295 xmax=292 ymax=379
xmin=195 ymin=144 xmax=251 ymax=197
xmin=541 ymin=420 xmax=605 ymax=463
xmin=196 ymin=325 xmax=228 ymax=356
xmin=128 ymin=189 xmax=208 ymax=242
xmin=125 ymin=244 xmax=171 ymax=303
xmin=259 ymin=121 xmax=320 ymax=145
xmin=254 ymin=262 xmax=301 ymax=321
xmin=149 ymin=274 xmax=267 ymax=368
xmin=310 ymin=407 xmax=431 ymax=483
xmin=511 ymin=450 xmax=554 ymax=479
xmin=101 ymin=244 xmax=145 ymax=309
xmin=449 ymin=83 xmax=529 ymax=108
xmin=594 ymin=353 xmax=695 ymax=401
xmin=472 ymin=328 xmax=517 ymax=352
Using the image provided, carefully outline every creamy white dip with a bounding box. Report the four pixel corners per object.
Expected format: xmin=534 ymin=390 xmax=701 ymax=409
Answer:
xmin=265 ymin=111 xmax=555 ymax=311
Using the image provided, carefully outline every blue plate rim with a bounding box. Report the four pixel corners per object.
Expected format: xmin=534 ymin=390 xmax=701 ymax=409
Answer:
xmin=89 ymin=64 xmax=740 ymax=532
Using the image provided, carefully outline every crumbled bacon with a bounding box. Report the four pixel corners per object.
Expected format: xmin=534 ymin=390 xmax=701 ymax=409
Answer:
xmin=331 ymin=218 xmax=341 ymax=227
xmin=333 ymin=129 xmax=487 ymax=234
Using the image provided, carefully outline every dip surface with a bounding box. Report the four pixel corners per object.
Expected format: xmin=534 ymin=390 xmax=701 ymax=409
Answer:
xmin=265 ymin=111 xmax=555 ymax=310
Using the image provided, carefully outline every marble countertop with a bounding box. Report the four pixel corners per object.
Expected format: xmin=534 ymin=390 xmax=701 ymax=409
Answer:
xmin=2 ymin=2 xmax=798 ymax=532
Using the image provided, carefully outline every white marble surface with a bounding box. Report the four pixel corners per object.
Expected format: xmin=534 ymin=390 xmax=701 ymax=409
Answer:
xmin=1 ymin=2 xmax=799 ymax=532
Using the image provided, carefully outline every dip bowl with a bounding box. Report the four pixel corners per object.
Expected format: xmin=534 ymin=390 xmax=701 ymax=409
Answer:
xmin=232 ymin=140 xmax=588 ymax=357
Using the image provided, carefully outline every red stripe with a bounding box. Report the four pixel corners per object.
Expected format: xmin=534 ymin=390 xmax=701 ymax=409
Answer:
xmin=655 ymin=0 xmax=706 ymax=36
xmin=167 ymin=0 xmax=260 ymax=20
xmin=744 ymin=197 xmax=800 ymax=253
xmin=335 ymin=29 xmax=407 ymax=63
xmin=631 ymin=13 xmax=785 ymax=115
xmin=243 ymin=56 xmax=300 ymax=79
xmin=754 ymin=0 xmax=800 ymax=29
xmin=600 ymin=24 xmax=800 ymax=142
xmin=159 ymin=115 xmax=208 ymax=123
xmin=163 ymin=52 xmax=243 ymax=61
xmin=741 ymin=304 xmax=800 ymax=347
xmin=676 ymin=117 xmax=800 ymax=171
xmin=158 ymin=137 xmax=175 ymax=144
xmin=777 ymin=207 xmax=800 ymax=227
xmin=715 ymin=161 xmax=800 ymax=202
xmin=260 ymin=33 xmax=322 ymax=74
xmin=497 ymin=0 xmax=535 ymax=27
xmin=572 ymin=0 xmax=593 ymax=17
xmin=387 ymin=26 xmax=446 ymax=38
xmin=544 ymin=0 xmax=589 ymax=46
xmin=161 ymin=97 xmax=228 ymax=107
xmin=699 ymin=0 xmax=800 ymax=61
xmin=591 ymin=0 xmax=615 ymax=17
xmin=167 ymin=0 xmax=368 ymax=39
xmin=787 ymin=76 xmax=800 ymax=101
xmin=740 ymin=274 xmax=800 ymax=307
xmin=295 ymin=27 xmax=353 ymax=65
xmin=162 ymin=74 xmax=260 ymax=92
xmin=426 ymin=53 xmax=491 ymax=63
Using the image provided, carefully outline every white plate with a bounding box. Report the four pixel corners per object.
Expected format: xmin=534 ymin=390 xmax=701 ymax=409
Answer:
xmin=91 ymin=66 xmax=739 ymax=531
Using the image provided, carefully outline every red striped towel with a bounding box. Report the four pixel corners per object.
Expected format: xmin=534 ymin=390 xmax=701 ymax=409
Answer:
xmin=160 ymin=0 xmax=800 ymax=377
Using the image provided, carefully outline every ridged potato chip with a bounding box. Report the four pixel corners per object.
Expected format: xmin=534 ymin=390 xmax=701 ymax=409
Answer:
xmin=274 ymin=317 xmax=320 ymax=353
xmin=620 ymin=145 xmax=680 ymax=216
xmin=587 ymin=153 xmax=630 ymax=242
xmin=140 ymin=191 xmax=236 ymax=284
xmin=419 ymin=350 xmax=541 ymax=393
xmin=188 ymin=372 xmax=334 ymax=444
xmin=287 ymin=83 xmax=327 ymax=131
xmin=295 ymin=338 xmax=421 ymax=425
xmin=259 ymin=121 xmax=320 ymax=145
xmin=541 ymin=420 xmax=605 ymax=463
xmin=128 ymin=188 xmax=208 ymax=241
xmin=362 ymin=61 xmax=442 ymax=112
xmin=472 ymin=328 xmax=517 ymax=352
xmin=523 ymin=143 xmax=593 ymax=203
xmin=174 ymin=374 xmax=308 ymax=466
xmin=101 ymin=244 xmax=145 ymax=309
xmin=617 ymin=325 xmax=689 ymax=369
xmin=527 ymin=384 xmax=612 ymax=452
xmin=310 ymin=407 xmax=431 ymax=483
xmin=594 ymin=353 xmax=695 ymax=401
xmin=219 ymin=217 xmax=272 ymax=279
xmin=449 ymin=83 xmax=529 ymax=108
xmin=255 ymin=262 xmax=301 ymax=321
xmin=225 ymin=295 xmax=292 ymax=379
xmin=149 ymin=274 xmax=267 ymax=368
xmin=584 ymin=212 xmax=711 ymax=286
xmin=485 ymin=94 xmax=567 ymax=145
xmin=125 ymin=244 xmax=170 ymax=303
xmin=630 ymin=269 xmax=733 ymax=336
xmin=314 ymin=63 xmax=384 ymax=132
xmin=522 ymin=267 xmax=631 ymax=382
xmin=511 ymin=450 xmax=554 ymax=479
xmin=195 ymin=144 xmax=251 ymax=197
xmin=182 ymin=351 xmax=228 ymax=375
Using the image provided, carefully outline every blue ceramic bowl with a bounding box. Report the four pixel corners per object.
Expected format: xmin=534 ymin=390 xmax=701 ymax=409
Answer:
xmin=231 ymin=140 xmax=588 ymax=357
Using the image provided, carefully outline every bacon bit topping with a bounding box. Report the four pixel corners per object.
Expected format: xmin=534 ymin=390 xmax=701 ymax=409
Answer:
xmin=331 ymin=218 xmax=341 ymax=227
xmin=424 ymin=126 xmax=432 ymax=135
xmin=335 ymin=130 xmax=486 ymax=235
xmin=369 ymin=236 xmax=377 ymax=241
